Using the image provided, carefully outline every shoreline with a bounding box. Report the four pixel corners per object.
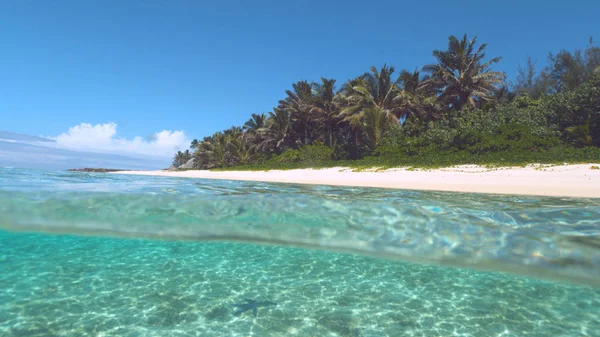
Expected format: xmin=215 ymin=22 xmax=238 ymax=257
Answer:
xmin=111 ymin=163 xmax=600 ymax=198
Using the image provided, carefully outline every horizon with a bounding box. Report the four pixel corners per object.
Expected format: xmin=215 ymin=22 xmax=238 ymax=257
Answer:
xmin=1 ymin=0 xmax=599 ymax=169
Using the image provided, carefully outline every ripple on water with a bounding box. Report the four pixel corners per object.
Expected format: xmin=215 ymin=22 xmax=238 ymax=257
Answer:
xmin=0 ymin=232 xmax=599 ymax=336
xmin=1 ymin=168 xmax=600 ymax=336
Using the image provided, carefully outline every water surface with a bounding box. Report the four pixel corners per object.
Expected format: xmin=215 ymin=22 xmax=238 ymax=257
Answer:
xmin=1 ymin=168 xmax=599 ymax=336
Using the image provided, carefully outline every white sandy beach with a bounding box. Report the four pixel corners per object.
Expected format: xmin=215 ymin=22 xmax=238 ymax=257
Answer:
xmin=112 ymin=164 xmax=600 ymax=198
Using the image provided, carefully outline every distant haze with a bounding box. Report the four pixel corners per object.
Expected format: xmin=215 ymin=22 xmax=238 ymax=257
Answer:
xmin=0 ymin=131 xmax=55 ymax=143
xmin=0 ymin=130 xmax=169 ymax=170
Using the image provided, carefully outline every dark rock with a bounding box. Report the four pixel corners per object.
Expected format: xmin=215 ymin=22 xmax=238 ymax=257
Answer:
xmin=179 ymin=158 xmax=195 ymax=169
xmin=67 ymin=168 xmax=124 ymax=173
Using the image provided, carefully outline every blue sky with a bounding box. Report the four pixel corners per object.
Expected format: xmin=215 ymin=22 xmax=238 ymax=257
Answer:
xmin=1 ymin=0 xmax=599 ymax=167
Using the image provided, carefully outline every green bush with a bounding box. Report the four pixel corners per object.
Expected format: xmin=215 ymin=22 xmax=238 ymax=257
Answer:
xmin=462 ymin=124 xmax=560 ymax=155
xmin=267 ymin=141 xmax=333 ymax=166
xmin=214 ymin=76 xmax=600 ymax=171
xmin=273 ymin=148 xmax=303 ymax=163
xmin=301 ymin=141 xmax=333 ymax=162
xmin=538 ymin=73 xmax=600 ymax=146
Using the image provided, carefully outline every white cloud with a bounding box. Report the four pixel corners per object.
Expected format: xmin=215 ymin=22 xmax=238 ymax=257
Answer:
xmin=47 ymin=122 xmax=190 ymax=158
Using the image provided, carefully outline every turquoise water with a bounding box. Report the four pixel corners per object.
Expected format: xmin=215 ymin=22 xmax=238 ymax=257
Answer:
xmin=1 ymin=168 xmax=599 ymax=336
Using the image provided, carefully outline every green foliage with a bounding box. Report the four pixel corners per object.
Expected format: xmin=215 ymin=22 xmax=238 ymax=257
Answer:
xmin=180 ymin=37 xmax=600 ymax=171
xmin=273 ymin=148 xmax=303 ymax=163
xmin=172 ymin=150 xmax=192 ymax=167
xmin=372 ymin=122 xmax=562 ymax=167
xmin=268 ymin=142 xmax=333 ymax=166
xmin=514 ymin=42 xmax=600 ymax=97
xmin=301 ymin=141 xmax=333 ymax=162
xmin=423 ymin=34 xmax=505 ymax=110
xmin=365 ymin=144 xmax=600 ymax=169
xmin=539 ymin=73 xmax=600 ymax=146
xmin=463 ymin=123 xmax=560 ymax=154
xmin=215 ymin=145 xmax=600 ymax=171
xmin=566 ymin=121 xmax=592 ymax=147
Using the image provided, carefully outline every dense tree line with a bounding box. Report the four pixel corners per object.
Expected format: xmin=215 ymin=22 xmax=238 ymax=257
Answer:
xmin=173 ymin=34 xmax=600 ymax=169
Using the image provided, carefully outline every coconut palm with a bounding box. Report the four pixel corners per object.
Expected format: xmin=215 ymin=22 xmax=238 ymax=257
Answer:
xmin=190 ymin=139 xmax=199 ymax=150
xmin=311 ymin=78 xmax=341 ymax=147
xmin=194 ymin=132 xmax=228 ymax=168
xmin=227 ymin=133 xmax=257 ymax=165
xmin=243 ymin=113 xmax=267 ymax=133
xmin=396 ymin=69 xmax=443 ymax=122
xmin=242 ymin=113 xmax=268 ymax=149
xmin=278 ymin=80 xmax=316 ymax=145
xmin=361 ymin=107 xmax=397 ymax=151
xmin=341 ymin=64 xmax=404 ymax=118
xmin=339 ymin=64 xmax=404 ymax=123
xmin=337 ymin=65 xmax=402 ymax=157
xmin=423 ymin=34 xmax=506 ymax=111
xmin=223 ymin=126 xmax=243 ymax=138
xmin=259 ymin=108 xmax=293 ymax=154
xmin=172 ymin=150 xmax=192 ymax=167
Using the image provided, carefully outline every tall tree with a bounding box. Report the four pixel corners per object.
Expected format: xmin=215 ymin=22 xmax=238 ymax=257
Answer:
xmin=243 ymin=113 xmax=267 ymax=133
xmin=338 ymin=65 xmax=403 ymax=157
xmin=341 ymin=64 xmax=404 ymax=118
xmin=195 ymin=132 xmax=228 ymax=168
xmin=223 ymin=126 xmax=243 ymax=138
xmin=172 ymin=150 xmax=192 ymax=167
xmin=361 ymin=107 xmax=397 ymax=151
xmin=396 ymin=69 xmax=442 ymax=122
xmin=585 ymin=37 xmax=600 ymax=75
xmin=227 ymin=133 xmax=257 ymax=165
xmin=514 ymin=40 xmax=600 ymax=98
xmin=243 ymin=113 xmax=267 ymax=149
xmin=423 ymin=34 xmax=506 ymax=111
xmin=545 ymin=42 xmax=600 ymax=93
xmin=514 ymin=57 xmax=537 ymax=95
xmin=278 ymin=80 xmax=316 ymax=145
xmin=311 ymin=78 xmax=341 ymax=147
xmin=259 ymin=108 xmax=293 ymax=154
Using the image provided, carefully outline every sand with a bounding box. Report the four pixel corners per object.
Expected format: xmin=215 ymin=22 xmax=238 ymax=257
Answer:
xmin=111 ymin=164 xmax=600 ymax=198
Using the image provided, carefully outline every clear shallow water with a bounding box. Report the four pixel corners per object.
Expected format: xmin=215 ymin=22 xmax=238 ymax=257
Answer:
xmin=1 ymin=168 xmax=600 ymax=336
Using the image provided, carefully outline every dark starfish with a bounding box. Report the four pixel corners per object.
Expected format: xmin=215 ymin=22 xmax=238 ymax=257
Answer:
xmin=232 ymin=299 xmax=277 ymax=317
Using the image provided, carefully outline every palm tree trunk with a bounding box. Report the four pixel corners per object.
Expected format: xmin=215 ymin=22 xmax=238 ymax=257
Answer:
xmin=354 ymin=130 xmax=360 ymax=158
xmin=305 ymin=127 xmax=309 ymax=145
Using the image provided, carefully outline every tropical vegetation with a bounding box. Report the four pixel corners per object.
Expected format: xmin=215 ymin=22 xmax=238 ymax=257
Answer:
xmin=173 ymin=34 xmax=600 ymax=169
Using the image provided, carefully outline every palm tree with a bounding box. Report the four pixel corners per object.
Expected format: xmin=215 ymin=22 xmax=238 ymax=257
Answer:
xmin=338 ymin=65 xmax=402 ymax=157
xmin=172 ymin=150 xmax=192 ymax=167
xmin=243 ymin=113 xmax=267 ymax=133
xmin=259 ymin=108 xmax=293 ymax=154
xmin=278 ymin=80 xmax=316 ymax=145
xmin=361 ymin=107 xmax=397 ymax=151
xmin=190 ymin=139 xmax=199 ymax=150
xmin=311 ymin=78 xmax=340 ymax=147
xmin=423 ymin=34 xmax=506 ymax=111
xmin=341 ymin=64 xmax=404 ymax=118
xmin=242 ymin=113 xmax=267 ymax=150
xmin=195 ymin=132 xmax=228 ymax=168
xmin=396 ymin=69 xmax=442 ymax=122
xmin=227 ymin=133 xmax=257 ymax=165
xmin=223 ymin=126 xmax=243 ymax=138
